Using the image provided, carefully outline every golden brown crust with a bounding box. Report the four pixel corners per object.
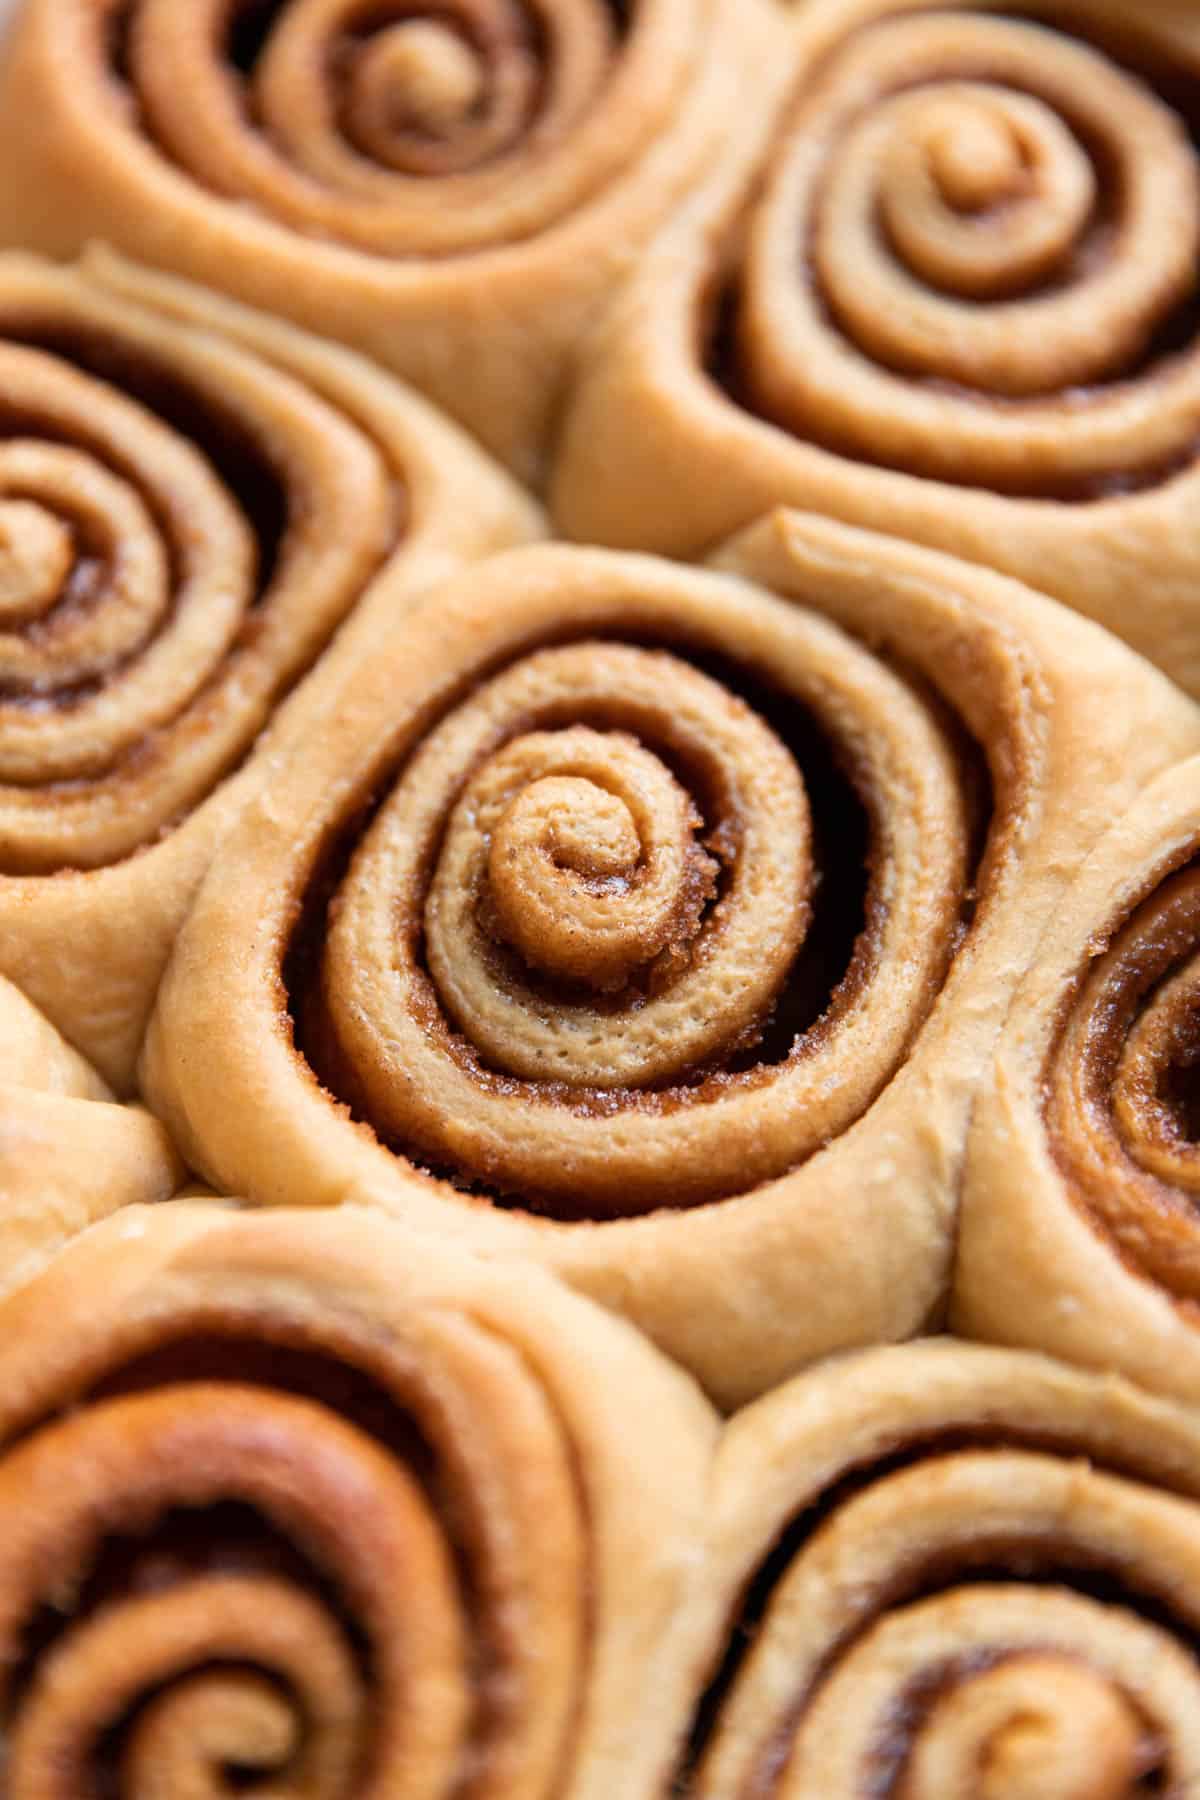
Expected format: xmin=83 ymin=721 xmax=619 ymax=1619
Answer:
xmin=954 ymin=750 xmax=1200 ymax=1404
xmin=678 ymin=1340 xmax=1200 ymax=1797
xmin=0 ymin=976 xmax=181 ymax=1294
xmin=552 ymin=0 xmax=1200 ymax=695
xmin=0 ymin=0 xmax=793 ymax=481
xmin=0 ymin=248 xmax=540 ymax=1089
xmin=140 ymin=516 xmax=1200 ymax=1405
xmin=0 ymin=1200 xmax=717 ymax=1799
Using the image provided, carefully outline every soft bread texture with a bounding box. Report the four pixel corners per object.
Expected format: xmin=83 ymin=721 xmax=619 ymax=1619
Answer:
xmin=676 ymin=1340 xmax=1200 ymax=1796
xmin=140 ymin=517 xmax=1200 ymax=1406
xmin=0 ymin=0 xmax=792 ymax=483
xmin=956 ymin=750 xmax=1200 ymax=1405
xmin=552 ymin=0 xmax=1200 ymax=695
xmin=0 ymin=1200 xmax=717 ymax=1799
xmin=6 ymin=1 xmax=1200 ymax=1786
xmin=0 ymin=248 xmax=540 ymax=1090
xmin=0 ymin=976 xmax=180 ymax=1293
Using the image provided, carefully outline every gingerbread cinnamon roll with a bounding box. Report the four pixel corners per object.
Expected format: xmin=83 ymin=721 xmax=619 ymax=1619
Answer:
xmin=0 ymin=1200 xmax=715 ymax=1798
xmin=0 ymin=248 xmax=539 ymax=1090
xmin=677 ymin=1340 xmax=1200 ymax=1798
xmin=0 ymin=976 xmax=181 ymax=1294
xmin=553 ymin=0 xmax=1200 ymax=694
xmin=0 ymin=0 xmax=791 ymax=482
xmin=954 ymin=750 xmax=1200 ymax=1406
xmin=140 ymin=516 xmax=1200 ymax=1405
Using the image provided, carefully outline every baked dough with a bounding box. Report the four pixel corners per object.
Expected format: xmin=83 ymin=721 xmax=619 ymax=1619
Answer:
xmin=956 ymin=749 xmax=1200 ymax=1405
xmin=0 ymin=0 xmax=792 ymax=482
xmin=141 ymin=515 xmax=1200 ymax=1406
xmin=0 ymin=248 xmax=539 ymax=1090
xmin=552 ymin=0 xmax=1200 ymax=694
xmin=0 ymin=975 xmax=180 ymax=1295
xmin=0 ymin=1199 xmax=717 ymax=1798
xmin=683 ymin=1339 xmax=1200 ymax=1796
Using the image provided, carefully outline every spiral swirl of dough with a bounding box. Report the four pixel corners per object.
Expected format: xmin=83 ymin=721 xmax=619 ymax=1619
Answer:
xmin=551 ymin=2 xmax=1200 ymax=694
xmin=124 ymin=0 xmax=682 ymax=255
xmin=0 ymin=0 xmax=788 ymax=476
xmin=228 ymin=551 xmax=970 ymax=1216
xmin=0 ymin=1201 xmax=714 ymax=1800
xmin=0 ymin=976 xmax=180 ymax=1294
xmin=954 ymin=750 xmax=1200 ymax=1406
xmin=0 ymin=252 xmax=397 ymax=874
xmin=141 ymin=520 xmax=1200 ymax=1402
xmin=739 ymin=7 xmax=1200 ymax=496
xmin=686 ymin=1342 xmax=1200 ymax=1798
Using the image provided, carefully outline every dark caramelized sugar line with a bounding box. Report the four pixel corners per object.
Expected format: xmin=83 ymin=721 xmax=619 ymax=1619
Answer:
xmin=227 ymin=0 xmax=290 ymax=79
xmin=744 ymin=1557 xmax=1181 ymax=1800
xmin=90 ymin=1332 xmax=437 ymax=1481
xmin=707 ymin=268 xmax=1200 ymax=503
xmin=671 ymin=643 xmax=871 ymax=1070
xmin=1005 ymin=4 xmax=1200 ymax=104
xmin=225 ymin=0 xmax=635 ymax=76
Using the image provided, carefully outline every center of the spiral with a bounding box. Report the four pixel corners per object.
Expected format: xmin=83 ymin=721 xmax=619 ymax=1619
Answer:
xmin=0 ymin=499 xmax=74 ymax=625
xmin=350 ymin=21 xmax=485 ymax=138
xmin=925 ymin=101 xmax=1026 ymax=212
xmin=436 ymin=724 xmax=717 ymax=1007
xmin=543 ymin=782 xmax=640 ymax=881
xmin=915 ymin=1657 xmax=1145 ymax=1800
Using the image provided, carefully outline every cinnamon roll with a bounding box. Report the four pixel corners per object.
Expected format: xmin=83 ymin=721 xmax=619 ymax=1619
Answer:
xmin=0 ymin=975 xmax=180 ymax=1294
xmin=141 ymin=516 xmax=1200 ymax=1405
xmin=678 ymin=1339 xmax=1200 ymax=1797
xmin=553 ymin=0 xmax=1200 ymax=694
xmin=0 ymin=1200 xmax=716 ymax=1798
xmin=955 ymin=749 xmax=1200 ymax=1406
xmin=0 ymin=248 xmax=539 ymax=1090
xmin=0 ymin=0 xmax=791 ymax=482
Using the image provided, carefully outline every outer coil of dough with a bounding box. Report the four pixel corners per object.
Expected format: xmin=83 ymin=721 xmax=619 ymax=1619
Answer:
xmin=0 ymin=975 xmax=180 ymax=1293
xmin=0 ymin=0 xmax=791 ymax=483
xmin=0 ymin=247 xmax=540 ymax=1090
xmin=0 ymin=1200 xmax=716 ymax=1799
xmin=681 ymin=1340 xmax=1200 ymax=1798
xmin=140 ymin=515 xmax=1200 ymax=1407
xmin=552 ymin=0 xmax=1200 ymax=695
xmin=954 ymin=750 xmax=1200 ymax=1406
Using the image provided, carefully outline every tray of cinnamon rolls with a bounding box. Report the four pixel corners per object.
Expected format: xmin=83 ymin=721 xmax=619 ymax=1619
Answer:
xmin=1 ymin=0 xmax=1200 ymax=1793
